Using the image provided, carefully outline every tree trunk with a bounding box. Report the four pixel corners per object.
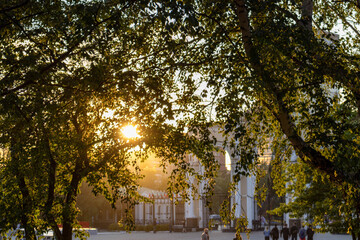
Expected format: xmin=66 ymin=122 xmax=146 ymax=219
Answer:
xmin=22 ymin=221 xmax=36 ymax=240
xmin=232 ymin=0 xmax=359 ymax=188
xmin=11 ymin=143 xmax=37 ymax=240
xmin=301 ymin=0 xmax=313 ymax=31
xmin=18 ymin=173 xmax=36 ymax=240
xmin=62 ymin=222 xmax=73 ymax=240
xmin=62 ymin=172 xmax=82 ymax=240
xmin=42 ymin=135 xmax=63 ymax=240
xmin=351 ymin=231 xmax=357 ymax=240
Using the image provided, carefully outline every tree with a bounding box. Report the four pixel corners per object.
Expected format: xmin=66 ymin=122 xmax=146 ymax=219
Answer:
xmin=270 ymin=159 xmax=360 ymax=239
xmin=3 ymin=0 xmax=360 ymax=239
xmin=146 ymin=0 xmax=360 ymax=237
xmin=0 ymin=1 xmax=218 ymax=239
xmin=163 ymin=0 xmax=360 ymax=187
xmin=255 ymin=162 xmax=282 ymax=225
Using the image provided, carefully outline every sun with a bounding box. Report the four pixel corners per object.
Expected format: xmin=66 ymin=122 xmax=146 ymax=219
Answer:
xmin=121 ymin=125 xmax=140 ymax=139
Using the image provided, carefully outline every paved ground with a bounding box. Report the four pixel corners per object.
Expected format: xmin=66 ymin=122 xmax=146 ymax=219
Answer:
xmin=87 ymin=230 xmax=352 ymax=240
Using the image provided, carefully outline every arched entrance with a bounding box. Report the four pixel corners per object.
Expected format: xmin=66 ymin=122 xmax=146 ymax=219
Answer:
xmin=184 ymin=126 xmax=258 ymax=230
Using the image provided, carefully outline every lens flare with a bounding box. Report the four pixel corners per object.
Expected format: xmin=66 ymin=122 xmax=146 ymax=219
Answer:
xmin=121 ymin=125 xmax=140 ymax=139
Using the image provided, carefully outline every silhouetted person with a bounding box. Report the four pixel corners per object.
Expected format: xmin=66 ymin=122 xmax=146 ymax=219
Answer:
xmin=271 ymin=224 xmax=279 ymax=240
xmin=306 ymin=225 xmax=314 ymax=240
xmin=281 ymin=223 xmax=290 ymax=240
xmin=201 ymin=228 xmax=209 ymax=240
xmin=299 ymin=225 xmax=306 ymax=240
xmin=290 ymin=223 xmax=298 ymax=240
xmin=264 ymin=226 xmax=271 ymax=240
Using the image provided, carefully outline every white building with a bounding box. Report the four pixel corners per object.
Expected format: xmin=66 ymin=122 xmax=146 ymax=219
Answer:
xmin=133 ymin=126 xmax=266 ymax=230
xmin=183 ymin=150 xmax=258 ymax=230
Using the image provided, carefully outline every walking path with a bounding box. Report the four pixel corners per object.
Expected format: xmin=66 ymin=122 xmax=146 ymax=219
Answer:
xmin=87 ymin=230 xmax=352 ymax=240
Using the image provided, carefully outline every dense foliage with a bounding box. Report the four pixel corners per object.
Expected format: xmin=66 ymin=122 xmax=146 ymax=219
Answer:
xmin=0 ymin=1 xmax=218 ymax=239
xmin=2 ymin=0 xmax=360 ymax=239
xmin=151 ymin=0 xmax=360 ymax=238
xmin=270 ymin=160 xmax=360 ymax=238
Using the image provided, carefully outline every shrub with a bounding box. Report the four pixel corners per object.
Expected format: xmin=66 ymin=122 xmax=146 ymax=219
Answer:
xmin=144 ymin=225 xmax=153 ymax=232
xmin=108 ymin=223 xmax=122 ymax=231
xmin=156 ymin=224 xmax=170 ymax=231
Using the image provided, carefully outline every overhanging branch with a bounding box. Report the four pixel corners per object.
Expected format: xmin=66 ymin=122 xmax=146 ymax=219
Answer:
xmin=233 ymin=0 xmax=359 ymax=187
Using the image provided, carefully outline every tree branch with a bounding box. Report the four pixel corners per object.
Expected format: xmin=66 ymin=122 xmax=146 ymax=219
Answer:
xmin=301 ymin=0 xmax=313 ymax=32
xmin=327 ymin=2 xmax=360 ymax=38
xmin=275 ymin=2 xmax=360 ymax=117
xmin=0 ymin=1 xmax=137 ymax=98
xmin=0 ymin=0 xmax=29 ymax=14
xmin=3 ymin=11 xmax=47 ymax=50
xmin=233 ymin=0 xmax=358 ymax=187
xmin=193 ymin=10 xmax=250 ymax=70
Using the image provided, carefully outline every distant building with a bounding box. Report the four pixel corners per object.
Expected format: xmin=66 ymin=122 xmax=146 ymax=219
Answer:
xmin=134 ymin=188 xmax=184 ymax=225
xmin=183 ymin=147 xmax=258 ymax=230
xmin=90 ymin=126 xmax=266 ymax=230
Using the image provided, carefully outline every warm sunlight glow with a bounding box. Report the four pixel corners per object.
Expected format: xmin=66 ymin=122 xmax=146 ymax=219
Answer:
xmin=121 ymin=125 xmax=140 ymax=139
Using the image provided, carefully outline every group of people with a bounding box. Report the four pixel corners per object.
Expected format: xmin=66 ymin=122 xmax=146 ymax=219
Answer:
xmin=200 ymin=222 xmax=314 ymax=240
xmin=264 ymin=223 xmax=314 ymax=240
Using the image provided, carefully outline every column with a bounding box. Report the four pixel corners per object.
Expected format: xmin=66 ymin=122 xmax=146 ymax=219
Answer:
xmin=185 ymin=190 xmax=198 ymax=228
xmin=246 ymin=175 xmax=256 ymax=229
xmin=230 ymin=179 xmax=242 ymax=228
